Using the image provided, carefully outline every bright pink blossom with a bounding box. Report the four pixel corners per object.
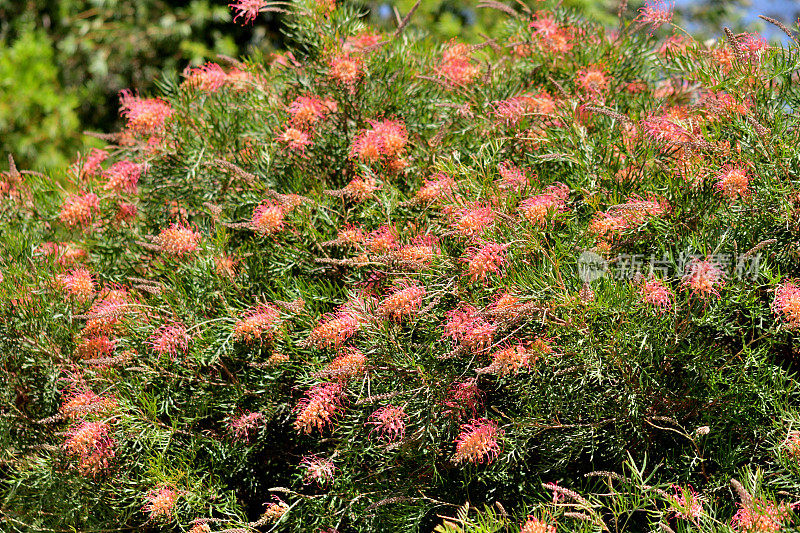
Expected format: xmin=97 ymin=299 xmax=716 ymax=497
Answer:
xmin=452 ymin=418 xmax=503 ymax=464
xmin=368 ymin=405 xmax=408 ymax=442
xmin=229 ymin=0 xmax=270 ymax=24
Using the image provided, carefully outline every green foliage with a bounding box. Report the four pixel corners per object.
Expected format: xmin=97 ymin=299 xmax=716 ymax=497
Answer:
xmin=0 ymin=0 xmax=273 ymax=170
xmin=0 ymin=30 xmax=84 ymax=171
xmin=2 ymin=1 xmax=800 ymax=532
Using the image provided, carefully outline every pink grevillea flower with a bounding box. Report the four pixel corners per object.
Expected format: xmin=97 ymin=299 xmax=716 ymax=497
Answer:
xmin=119 ymin=90 xmax=173 ymax=135
xmin=183 ymin=62 xmax=228 ymax=92
xmin=63 ymin=421 xmax=116 ymax=477
xmin=443 ymin=305 xmax=497 ymax=352
xmin=415 ymin=173 xmax=455 ymax=203
xmin=251 ymin=202 xmax=285 ymax=235
xmin=493 ymin=96 xmax=533 ymax=127
xmin=392 ymin=235 xmax=439 ymax=267
xmin=478 ymin=344 xmax=533 ymax=375
xmin=229 ymin=0 xmax=270 ymax=24
xmin=365 ymin=225 xmax=398 ymax=254
xmin=329 ymin=53 xmax=363 ymax=88
xmin=225 ymin=68 xmax=254 ymax=90
xmin=452 ymin=418 xmax=503 ymax=465
xmin=102 ymin=160 xmax=142 ymax=193
xmin=529 ymin=11 xmax=560 ymax=37
xmin=464 ymin=241 xmax=508 ymax=283
xmin=344 ymin=30 xmax=382 ymax=52
xmin=85 ymin=149 xmax=108 ymax=175
xmin=527 ymin=13 xmax=575 ymax=55
xmin=738 ymin=33 xmax=769 ymax=61
xmin=638 ymin=276 xmax=674 ymax=313
xmin=59 ymin=192 xmax=99 ymax=228
xmin=731 ymin=499 xmax=792 ymax=532
xmin=149 ymin=325 xmax=191 ymax=358
xmin=262 ymin=497 xmax=290 ymax=521
xmin=701 ymin=91 xmax=750 ymax=116
xmin=317 ymin=347 xmax=366 ymax=382
xmin=307 ymin=311 xmax=362 ymax=348
xmin=670 ymin=484 xmax=703 ymax=522
xmin=377 ymin=282 xmax=426 ymax=320
xmin=156 ymin=222 xmax=201 ymax=256
xmin=349 ymin=119 xmax=408 ymax=163
xmin=636 ymin=0 xmax=674 ymax=32
xmin=144 ymin=485 xmax=178 ymax=521
xmin=37 ymin=240 xmax=86 ymax=266
xmin=436 ymin=41 xmax=481 ymax=86
xmin=451 ymin=202 xmax=496 ymax=237
xmin=488 ymin=344 xmax=536 ymax=377
xmin=658 ymin=33 xmax=693 ymax=56
xmin=189 ymin=522 xmax=212 ymax=533
xmin=368 ymin=405 xmax=408 ymax=442
xmin=293 ymin=382 xmax=345 ymax=435
xmin=76 ymin=335 xmax=116 ymax=360
xmin=591 ymin=196 xmax=667 ymax=246
xmin=486 ymin=292 xmax=524 ymax=321
xmin=715 ymin=164 xmax=750 ymax=200
xmin=228 ymin=410 xmax=264 ymax=441
xmin=233 ymin=304 xmax=281 ymax=343
xmin=333 ymin=224 xmax=364 ymax=246
xmin=520 ymin=516 xmax=556 ymax=533
xmin=681 ymin=258 xmax=726 ymax=300
xmin=84 ymin=288 xmax=131 ymax=337
xmin=640 ymin=113 xmax=692 ymax=145
xmin=519 ymin=183 xmax=569 ymax=227
xmin=576 ymin=65 xmax=609 ymax=95
xmin=276 ymin=125 xmax=313 ymax=152
xmin=443 ymin=379 xmax=483 ymax=418
xmin=772 ymin=281 xmax=800 ymax=329
xmin=60 ymin=389 xmax=118 ymax=419
xmin=287 ymin=96 xmax=331 ymax=128
xmin=72 ymin=148 xmax=108 ymax=178
xmin=588 ymin=204 xmax=652 ymax=241
xmin=115 ymin=202 xmax=138 ymax=224
xmin=496 ymin=161 xmax=530 ymax=192
xmin=340 ymin=175 xmax=378 ymax=202
xmin=57 ymin=268 xmax=95 ymax=300
xmin=610 ymin=196 xmax=669 ymax=227
xmin=300 ymin=455 xmax=336 ymax=485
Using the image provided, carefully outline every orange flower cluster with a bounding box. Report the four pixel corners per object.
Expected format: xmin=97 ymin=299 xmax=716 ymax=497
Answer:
xmin=317 ymin=347 xmax=366 ymax=381
xmin=119 ymin=90 xmax=174 ymax=136
xmin=294 ymin=382 xmax=345 ymax=434
xmin=63 ymin=421 xmax=116 ymax=477
xmin=58 ymin=268 xmax=95 ymax=301
xmin=377 ymin=282 xmax=426 ymax=320
xmin=368 ymin=405 xmax=408 ymax=442
xmin=59 ymin=193 xmax=99 ymax=228
xmin=443 ymin=305 xmax=497 ymax=352
xmin=143 ymin=486 xmax=178 ymax=521
xmin=436 ymin=42 xmax=481 ymax=86
xmin=156 ymin=222 xmax=201 ymax=256
xmin=349 ymin=119 xmax=408 ymax=170
xmin=233 ymin=304 xmax=281 ymax=343
xmin=772 ymin=281 xmax=800 ymax=329
xmin=452 ymin=418 xmax=503 ymax=464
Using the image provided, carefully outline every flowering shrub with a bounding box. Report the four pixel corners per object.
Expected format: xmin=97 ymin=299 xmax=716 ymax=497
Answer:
xmin=4 ymin=1 xmax=800 ymax=532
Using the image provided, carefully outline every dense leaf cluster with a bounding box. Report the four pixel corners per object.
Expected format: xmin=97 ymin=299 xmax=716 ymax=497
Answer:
xmin=2 ymin=1 xmax=800 ymax=532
